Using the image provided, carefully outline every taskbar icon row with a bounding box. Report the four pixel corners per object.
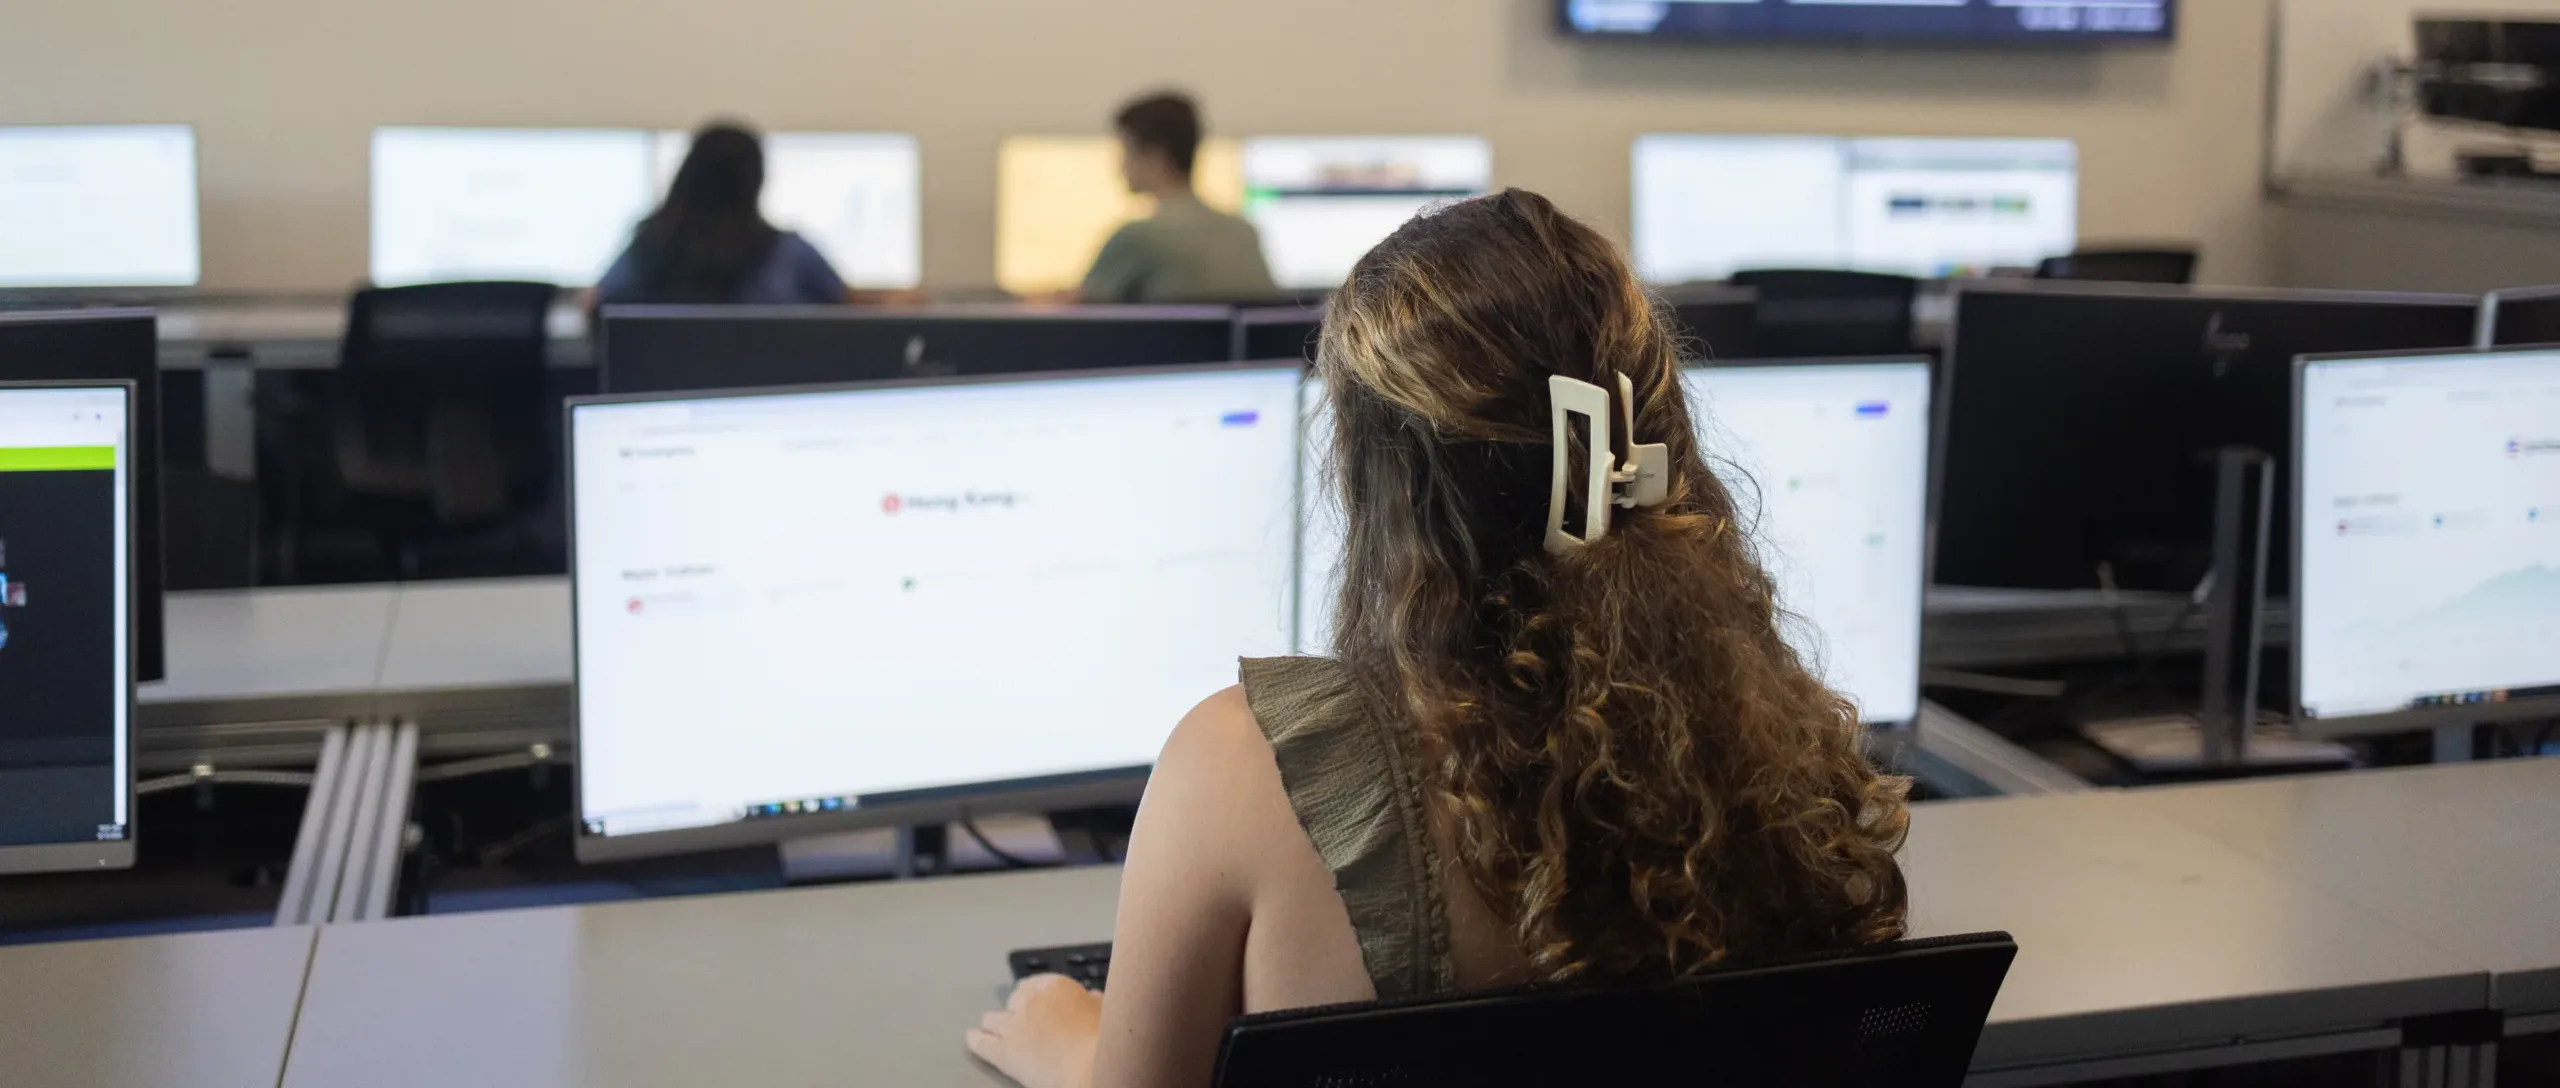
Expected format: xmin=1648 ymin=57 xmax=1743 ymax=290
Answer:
xmin=743 ymin=794 xmax=858 ymax=819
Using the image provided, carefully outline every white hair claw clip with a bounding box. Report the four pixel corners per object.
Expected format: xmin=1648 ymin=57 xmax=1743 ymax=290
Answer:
xmin=1544 ymin=372 xmax=1670 ymax=555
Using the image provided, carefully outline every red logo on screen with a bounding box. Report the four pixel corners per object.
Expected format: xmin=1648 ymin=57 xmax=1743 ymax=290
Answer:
xmin=626 ymin=597 xmax=644 ymax=614
xmin=882 ymin=494 xmax=903 ymax=516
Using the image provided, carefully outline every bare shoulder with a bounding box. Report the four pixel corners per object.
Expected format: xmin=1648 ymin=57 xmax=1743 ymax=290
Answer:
xmin=1147 ymin=686 xmax=1281 ymax=819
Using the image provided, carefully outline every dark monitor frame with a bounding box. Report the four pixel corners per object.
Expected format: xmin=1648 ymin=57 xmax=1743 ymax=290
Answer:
xmin=0 ymin=379 xmax=140 ymax=875
xmin=0 ymin=311 xmax=164 ymax=682
xmin=565 ymin=360 xmax=1307 ymax=864
xmin=2481 ymin=285 xmax=2560 ymax=348
xmin=1688 ymin=354 xmax=1935 ymax=732
xmin=597 ymin=303 xmax=1240 ymax=395
xmin=2289 ymin=343 xmax=2560 ymax=736
xmin=1928 ymin=279 xmax=2480 ymax=594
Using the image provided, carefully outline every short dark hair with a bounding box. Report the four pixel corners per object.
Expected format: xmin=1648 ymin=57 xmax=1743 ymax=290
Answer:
xmin=1114 ymin=91 xmax=1203 ymax=177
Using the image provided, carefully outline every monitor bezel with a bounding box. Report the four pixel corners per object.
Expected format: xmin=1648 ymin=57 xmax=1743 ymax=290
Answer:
xmin=1688 ymin=355 xmax=1938 ymax=732
xmin=0 ymin=379 xmax=139 ymax=875
xmin=564 ymin=359 xmax=1307 ymax=865
xmin=2288 ymin=342 xmax=2560 ymax=737
xmin=2480 ymin=285 xmax=2560 ymax=349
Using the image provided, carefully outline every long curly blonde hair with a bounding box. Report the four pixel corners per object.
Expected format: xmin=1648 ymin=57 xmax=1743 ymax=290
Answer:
xmin=1317 ymin=189 xmax=1910 ymax=981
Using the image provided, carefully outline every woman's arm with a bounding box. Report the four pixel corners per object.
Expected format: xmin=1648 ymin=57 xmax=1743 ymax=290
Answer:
xmin=967 ymin=688 xmax=1264 ymax=1088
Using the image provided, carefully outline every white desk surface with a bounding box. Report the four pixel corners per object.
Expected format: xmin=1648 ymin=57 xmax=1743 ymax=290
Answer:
xmin=283 ymin=867 xmax=1121 ymax=1088
xmin=2104 ymin=759 xmax=2560 ymax=1016
xmin=278 ymin=789 xmax=2497 ymax=1085
xmin=141 ymin=584 xmax=398 ymax=720
xmin=376 ymin=578 xmax=573 ymax=701
xmin=0 ymin=925 xmax=316 ymax=1088
xmin=1902 ymin=791 xmax=2484 ymax=1072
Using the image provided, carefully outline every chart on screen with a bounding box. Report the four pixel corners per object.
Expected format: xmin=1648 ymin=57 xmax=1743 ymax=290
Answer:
xmin=2297 ymin=350 xmax=2560 ymax=721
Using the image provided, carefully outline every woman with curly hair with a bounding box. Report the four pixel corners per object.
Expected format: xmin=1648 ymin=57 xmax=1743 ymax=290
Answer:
xmin=966 ymin=189 xmax=1911 ymax=1088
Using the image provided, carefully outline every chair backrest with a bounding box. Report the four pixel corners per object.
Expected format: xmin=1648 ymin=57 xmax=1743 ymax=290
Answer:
xmin=1211 ymin=931 xmax=2016 ymax=1088
xmin=1729 ymin=270 xmax=1919 ymax=358
xmin=2035 ymin=248 xmax=2200 ymax=285
xmin=335 ymin=281 xmax=559 ymax=514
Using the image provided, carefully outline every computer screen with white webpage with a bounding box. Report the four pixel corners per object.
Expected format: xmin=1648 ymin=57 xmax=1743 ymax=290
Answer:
xmin=2296 ymin=349 xmax=2560 ymax=727
xmin=1632 ymin=134 xmax=2077 ymax=282
xmin=1296 ymin=361 xmax=1930 ymax=728
xmin=1242 ymin=137 xmax=1492 ymax=290
xmin=652 ymin=131 xmax=922 ymax=289
xmin=0 ymin=126 xmax=199 ymax=289
xmin=0 ymin=385 xmax=132 ymax=871
xmin=1296 ymin=376 xmax=1339 ymax=651
xmin=371 ymin=127 xmax=657 ymax=287
xmin=572 ymin=366 xmax=1301 ymax=853
xmin=1686 ymin=362 xmax=1930 ymax=728
xmin=1840 ymin=139 xmax=2077 ymax=277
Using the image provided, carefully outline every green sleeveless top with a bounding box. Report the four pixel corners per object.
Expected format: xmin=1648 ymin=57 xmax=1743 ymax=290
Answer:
xmin=1238 ymin=657 xmax=1459 ymax=1000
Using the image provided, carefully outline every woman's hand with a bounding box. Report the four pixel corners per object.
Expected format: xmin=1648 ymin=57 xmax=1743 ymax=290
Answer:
xmin=965 ymin=974 xmax=1102 ymax=1088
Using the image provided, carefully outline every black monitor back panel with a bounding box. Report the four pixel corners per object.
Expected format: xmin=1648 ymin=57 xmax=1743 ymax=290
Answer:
xmin=600 ymin=307 xmax=1240 ymax=395
xmin=1935 ymin=288 xmax=2478 ymax=594
xmin=0 ymin=313 xmax=163 ymax=682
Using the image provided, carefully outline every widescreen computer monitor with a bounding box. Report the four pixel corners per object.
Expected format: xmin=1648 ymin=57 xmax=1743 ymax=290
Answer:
xmin=2484 ymin=286 xmax=2560 ymax=348
xmin=652 ymin=131 xmax=922 ymax=290
xmin=0 ymin=383 xmax=136 ymax=874
xmin=2294 ymin=347 xmax=2560 ymax=732
xmin=598 ymin=305 xmax=1240 ymax=394
xmin=1935 ymin=283 xmax=2480 ymax=595
xmin=1632 ymin=135 xmax=2078 ymax=282
xmin=371 ymin=127 xmax=657 ymax=287
xmin=994 ymin=136 xmax=1245 ymax=297
xmin=1296 ymin=358 xmax=1932 ymax=729
xmin=0 ymin=313 xmax=164 ymax=683
xmin=1241 ymin=136 xmax=1493 ymax=290
xmin=569 ymin=364 xmax=1301 ymax=861
xmin=0 ymin=125 xmax=199 ymax=290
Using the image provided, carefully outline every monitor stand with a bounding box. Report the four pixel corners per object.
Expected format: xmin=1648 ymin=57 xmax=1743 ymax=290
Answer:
xmin=777 ymin=814 xmax=1070 ymax=884
xmin=2080 ymin=448 xmax=2354 ymax=777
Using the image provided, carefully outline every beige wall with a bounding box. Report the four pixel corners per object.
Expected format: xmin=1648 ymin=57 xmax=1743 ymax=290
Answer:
xmin=1 ymin=0 xmax=2274 ymax=291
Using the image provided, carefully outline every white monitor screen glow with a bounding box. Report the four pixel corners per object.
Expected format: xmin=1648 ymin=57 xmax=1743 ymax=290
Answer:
xmin=0 ymin=385 xmax=133 ymax=872
xmin=1242 ymin=137 xmax=1492 ymax=290
xmin=2296 ymin=349 xmax=2560 ymax=726
xmin=1633 ymin=135 xmax=2077 ymax=282
xmin=371 ymin=127 xmax=656 ymax=287
xmin=1297 ymin=360 xmax=1930 ymax=728
xmin=0 ymin=126 xmax=199 ymax=289
xmin=653 ymin=131 xmax=922 ymax=290
xmin=572 ymin=367 xmax=1301 ymax=846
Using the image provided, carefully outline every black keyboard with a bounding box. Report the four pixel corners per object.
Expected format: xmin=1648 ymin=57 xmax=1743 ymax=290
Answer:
xmin=1008 ymin=942 xmax=1112 ymax=990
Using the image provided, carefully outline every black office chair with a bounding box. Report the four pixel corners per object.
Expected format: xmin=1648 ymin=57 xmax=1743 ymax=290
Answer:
xmin=1211 ymin=932 xmax=2017 ymax=1088
xmin=2035 ymin=248 xmax=2200 ymax=285
xmin=275 ymin=281 xmax=560 ymax=581
xmin=1729 ymin=270 xmax=1919 ymax=358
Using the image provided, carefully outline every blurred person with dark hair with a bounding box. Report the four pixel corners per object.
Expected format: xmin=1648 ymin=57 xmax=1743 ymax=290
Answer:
xmin=596 ymin=120 xmax=852 ymax=307
xmin=1077 ymin=91 xmax=1275 ymax=304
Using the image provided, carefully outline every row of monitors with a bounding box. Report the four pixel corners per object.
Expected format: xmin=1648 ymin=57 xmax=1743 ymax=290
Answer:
xmin=1 ymin=125 xmax=2081 ymax=293
xmin=5 ymin=284 xmax=2558 ymax=870
xmin=560 ymin=339 xmax=2560 ymax=863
